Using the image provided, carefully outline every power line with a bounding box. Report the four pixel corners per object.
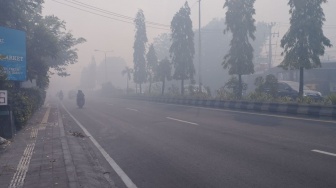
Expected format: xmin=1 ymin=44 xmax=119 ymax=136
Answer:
xmin=50 ymin=0 xmax=170 ymax=31
xmin=69 ymin=0 xmax=170 ymax=27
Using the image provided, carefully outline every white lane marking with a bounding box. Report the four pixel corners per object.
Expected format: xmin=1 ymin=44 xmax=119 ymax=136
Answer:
xmin=166 ymin=117 xmax=199 ymax=125
xmin=126 ymin=108 xmax=138 ymax=112
xmin=160 ymin=103 xmax=336 ymax=124
xmin=312 ymin=150 xmax=336 ymax=157
xmin=62 ymin=104 xmax=137 ymax=188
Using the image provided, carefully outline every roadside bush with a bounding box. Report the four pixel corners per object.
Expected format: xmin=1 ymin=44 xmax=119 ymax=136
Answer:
xmin=8 ymin=88 xmax=46 ymax=128
xmin=245 ymin=92 xmax=273 ymax=102
xmin=328 ymin=94 xmax=336 ymax=105
xmin=254 ymin=74 xmax=278 ymax=98
xmin=166 ymin=84 xmax=180 ymax=96
xmin=216 ymin=87 xmax=238 ymax=101
xmin=225 ymin=76 xmax=247 ymax=97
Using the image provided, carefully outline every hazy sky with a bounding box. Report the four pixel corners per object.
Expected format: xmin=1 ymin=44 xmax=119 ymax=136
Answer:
xmin=43 ymin=0 xmax=336 ymax=90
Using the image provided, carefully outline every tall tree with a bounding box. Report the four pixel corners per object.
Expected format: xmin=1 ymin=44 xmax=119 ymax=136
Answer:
xmin=280 ymin=0 xmax=332 ymax=97
xmin=153 ymin=33 xmax=171 ymax=60
xmin=223 ymin=0 xmax=256 ymax=98
xmin=146 ymin=44 xmax=159 ymax=94
xmin=156 ymin=58 xmax=172 ymax=95
xmin=170 ymin=2 xmax=195 ymax=95
xmin=133 ymin=9 xmax=148 ymax=94
xmin=121 ymin=66 xmax=133 ymax=94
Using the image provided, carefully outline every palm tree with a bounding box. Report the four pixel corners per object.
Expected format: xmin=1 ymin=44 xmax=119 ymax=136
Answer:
xmin=121 ymin=66 xmax=134 ymax=94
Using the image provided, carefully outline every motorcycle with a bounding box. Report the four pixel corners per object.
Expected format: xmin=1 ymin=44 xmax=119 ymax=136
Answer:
xmin=77 ymin=96 xmax=85 ymax=108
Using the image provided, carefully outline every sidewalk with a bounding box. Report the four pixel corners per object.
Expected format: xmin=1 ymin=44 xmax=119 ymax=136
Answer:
xmin=0 ymin=101 xmax=117 ymax=188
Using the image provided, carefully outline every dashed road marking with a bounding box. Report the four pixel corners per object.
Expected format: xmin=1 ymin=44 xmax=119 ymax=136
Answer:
xmin=312 ymin=150 xmax=336 ymax=157
xmin=159 ymin=103 xmax=336 ymax=124
xmin=126 ymin=108 xmax=138 ymax=112
xmin=166 ymin=117 xmax=199 ymax=125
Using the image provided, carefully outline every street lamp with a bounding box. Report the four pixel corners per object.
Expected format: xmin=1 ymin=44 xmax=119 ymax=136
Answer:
xmin=94 ymin=49 xmax=113 ymax=82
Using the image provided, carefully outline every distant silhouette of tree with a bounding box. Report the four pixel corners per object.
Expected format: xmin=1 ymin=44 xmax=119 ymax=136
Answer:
xmin=122 ymin=66 xmax=133 ymax=94
xmin=153 ymin=33 xmax=171 ymax=61
xmin=133 ymin=9 xmax=148 ymax=94
xmin=156 ymin=58 xmax=172 ymax=95
xmin=280 ymin=0 xmax=332 ymax=97
xmin=223 ymin=0 xmax=256 ymax=98
xmin=170 ymin=2 xmax=195 ymax=95
xmin=146 ymin=44 xmax=159 ymax=94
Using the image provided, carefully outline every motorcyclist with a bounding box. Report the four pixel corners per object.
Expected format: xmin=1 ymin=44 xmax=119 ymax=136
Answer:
xmin=76 ymin=90 xmax=85 ymax=108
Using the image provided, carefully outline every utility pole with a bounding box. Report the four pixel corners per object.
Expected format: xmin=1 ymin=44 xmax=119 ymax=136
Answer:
xmin=198 ymin=0 xmax=202 ymax=93
xmin=268 ymin=23 xmax=279 ymax=69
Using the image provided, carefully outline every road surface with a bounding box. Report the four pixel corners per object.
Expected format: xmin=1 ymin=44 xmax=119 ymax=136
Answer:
xmin=60 ymin=96 xmax=336 ymax=188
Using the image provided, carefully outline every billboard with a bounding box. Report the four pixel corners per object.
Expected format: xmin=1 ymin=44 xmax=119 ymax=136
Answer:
xmin=0 ymin=26 xmax=26 ymax=81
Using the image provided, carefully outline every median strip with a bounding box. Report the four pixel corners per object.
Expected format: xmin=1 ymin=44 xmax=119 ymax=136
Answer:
xmin=312 ymin=149 xmax=336 ymax=157
xmin=166 ymin=117 xmax=199 ymax=125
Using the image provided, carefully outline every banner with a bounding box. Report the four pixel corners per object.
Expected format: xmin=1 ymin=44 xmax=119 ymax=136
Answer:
xmin=0 ymin=26 xmax=26 ymax=81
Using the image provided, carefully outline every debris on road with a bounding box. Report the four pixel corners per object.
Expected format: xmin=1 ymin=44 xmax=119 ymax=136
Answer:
xmin=68 ymin=131 xmax=86 ymax=138
xmin=0 ymin=137 xmax=10 ymax=148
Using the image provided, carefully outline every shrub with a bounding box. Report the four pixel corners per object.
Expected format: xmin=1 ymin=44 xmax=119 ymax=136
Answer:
xmin=216 ymin=87 xmax=238 ymax=101
xmin=8 ymin=88 xmax=46 ymax=128
xmin=245 ymin=92 xmax=273 ymax=102
xmin=328 ymin=94 xmax=336 ymax=105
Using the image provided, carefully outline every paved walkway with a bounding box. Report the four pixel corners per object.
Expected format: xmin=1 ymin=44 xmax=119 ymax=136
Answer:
xmin=0 ymin=101 xmax=116 ymax=188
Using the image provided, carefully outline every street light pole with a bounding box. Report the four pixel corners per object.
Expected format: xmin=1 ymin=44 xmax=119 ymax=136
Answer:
xmin=198 ymin=0 xmax=202 ymax=93
xmin=94 ymin=49 xmax=113 ymax=82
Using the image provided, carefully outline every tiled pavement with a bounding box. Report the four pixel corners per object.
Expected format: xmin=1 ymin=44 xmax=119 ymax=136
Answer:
xmin=0 ymin=102 xmax=116 ymax=188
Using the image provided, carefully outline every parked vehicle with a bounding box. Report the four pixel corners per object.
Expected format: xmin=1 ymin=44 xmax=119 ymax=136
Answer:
xmin=277 ymin=81 xmax=323 ymax=100
xmin=183 ymin=84 xmax=208 ymax=96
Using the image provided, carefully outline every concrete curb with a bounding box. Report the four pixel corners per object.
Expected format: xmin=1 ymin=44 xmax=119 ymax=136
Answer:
xmin=124 ymin=96 xmax=336 ymax=119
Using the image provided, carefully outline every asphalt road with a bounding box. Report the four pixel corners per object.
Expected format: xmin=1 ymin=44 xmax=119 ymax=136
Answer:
xmin=60 ymin=96 xmax=336 ymax=188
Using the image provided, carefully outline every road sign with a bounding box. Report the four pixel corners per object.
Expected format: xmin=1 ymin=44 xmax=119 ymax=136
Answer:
xmin=0 ymin=90 xmax=7 ymax=105
xmin=0 ymin=26 xmax=26 ymax=81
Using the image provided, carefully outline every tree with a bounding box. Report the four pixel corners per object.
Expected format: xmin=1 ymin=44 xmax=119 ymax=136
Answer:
xmin=223 ymin=0 xmax=256 ymax=98
xmin=225 ymin=76 xmax=247 ymax=96
xmin=156 ymin=58 xmax=172 ymax=95
xmin=122 ymin=66 xmax=133 ymax=94
xmin=146 ymin=44 xmax=159 ymax=94
xmin=255 ymin=74 xmax=278 ymax=97
xmin=133 ymin=9 xmax=148 ymax=94
xmin=280 ymin=0 xmax=332 ymax=97
xmin=153 ymin=33 xmax=171 ymax=60
xmin=0 ymin=1 xmax=85 ymax=89
xmin=170 ymin=2 xmax=195 ymax=95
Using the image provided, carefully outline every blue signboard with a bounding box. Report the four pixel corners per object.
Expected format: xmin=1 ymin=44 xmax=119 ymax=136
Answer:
xmin=0 ymin=26 xmax=26 ymax=81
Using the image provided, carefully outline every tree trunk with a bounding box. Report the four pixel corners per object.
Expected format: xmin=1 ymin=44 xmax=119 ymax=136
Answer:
xmin=181 ymin=79 xmax=184 ymax=95
xmin=162 ymin=79 xmax=165 ymax=95
xmin=126 ymin=77 xmax=129 ymax=94
xmin=136 ymin=84 xmax=138 ymax=94
xmin=238 ymin=74 xmax=242 ymax=98
xmin=149 ymin=76 xmax=152 ymax=94
xmin=299 ymin=67 xmax=304 ymax=98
